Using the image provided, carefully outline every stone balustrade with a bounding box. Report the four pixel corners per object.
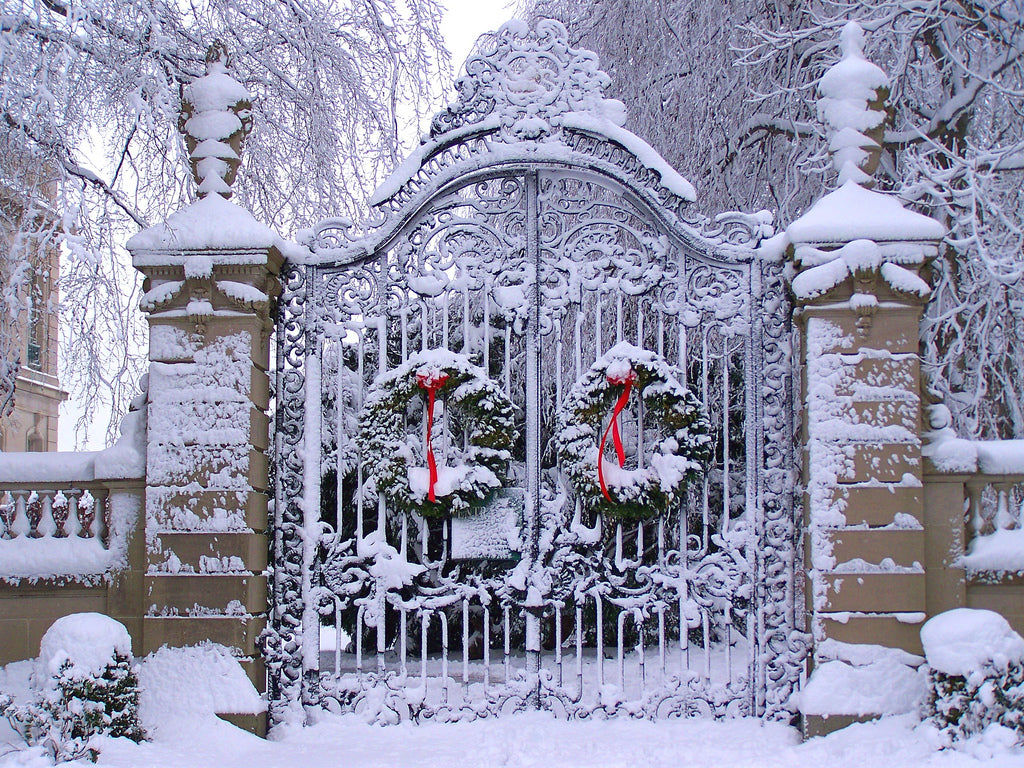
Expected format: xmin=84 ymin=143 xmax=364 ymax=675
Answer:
xmin=0 ymin=402 xmax=147 ymax=662
xmin=0 ymin=486 xmax=108 ymax=543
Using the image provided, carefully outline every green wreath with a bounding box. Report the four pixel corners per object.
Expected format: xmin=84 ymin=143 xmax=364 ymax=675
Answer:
xmin=555 ymin=342 xmax=713 ymax=521
xmin=359 ymin=349 xmax=518 ymax=519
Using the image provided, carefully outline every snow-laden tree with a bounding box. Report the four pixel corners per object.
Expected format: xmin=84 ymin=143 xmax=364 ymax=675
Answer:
xmin=0 ymin=0 xmax=448 ymax=442
xmin=532 ymin=0 xmax=1024 ymax=440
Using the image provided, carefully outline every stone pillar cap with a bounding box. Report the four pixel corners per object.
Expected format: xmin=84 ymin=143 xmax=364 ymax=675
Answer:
xmin=127 ymin=195 xmax=287 ymax=261
xmin=786 ymin=180 xmax=945 ymax=246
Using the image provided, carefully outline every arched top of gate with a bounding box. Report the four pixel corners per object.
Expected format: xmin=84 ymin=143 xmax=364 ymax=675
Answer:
xmin=302 ymin=19 xmax=773 ymax=267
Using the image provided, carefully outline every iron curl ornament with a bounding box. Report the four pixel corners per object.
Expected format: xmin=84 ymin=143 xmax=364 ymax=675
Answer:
xmin=555 ymin=342 xmax=713 ymax=521
xmin=359 ymin=350 xmax=518 ymax=519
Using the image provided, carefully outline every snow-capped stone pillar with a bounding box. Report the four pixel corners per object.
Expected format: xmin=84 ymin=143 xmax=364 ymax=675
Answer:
xmin=127 ymin=45 xmax=282 ymax=707
xmin=785 ymin=23 xmax=945 ymax=734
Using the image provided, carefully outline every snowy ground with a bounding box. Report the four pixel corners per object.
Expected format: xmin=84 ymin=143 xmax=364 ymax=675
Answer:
xmin=3 ymin=638 xmax=1023 ymax=768
xmin=3 ymin=707 xmax=1024 ymax=768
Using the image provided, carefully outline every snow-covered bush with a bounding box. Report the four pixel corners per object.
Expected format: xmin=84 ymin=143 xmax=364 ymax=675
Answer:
xmin=0 ymin=613 xmax=144 ymax=762
xmin=921 ymin=608 xmax=1024 ymax=744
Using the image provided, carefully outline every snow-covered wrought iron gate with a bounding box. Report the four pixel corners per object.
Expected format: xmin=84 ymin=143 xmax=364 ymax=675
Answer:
xmin=269 ymin=20 xmax=806 ymax=725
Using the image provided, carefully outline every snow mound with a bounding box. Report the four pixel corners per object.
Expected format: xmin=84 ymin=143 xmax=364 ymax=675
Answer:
xmin=795 ymin=640 xmax=925 ymax=716
xmin=36 ymin=613 xmax=132 ymax=683
xmin=138 ymin=642 xmax=265 ymax=732
xmin=920 ymin=608 xmax=1024 ymax=677
xmin=963 ymin=528 xmax=1024 ymax=577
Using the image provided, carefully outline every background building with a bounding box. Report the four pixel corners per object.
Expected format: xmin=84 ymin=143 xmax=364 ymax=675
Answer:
xmin=0 ymin=174 xmax=67 ymax=452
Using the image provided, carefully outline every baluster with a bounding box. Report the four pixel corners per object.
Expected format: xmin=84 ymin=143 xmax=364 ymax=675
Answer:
xmin=596 ymin=594 xmax=605 ymax=687
xmin=10 ymin=491 xmax=29 ymax=538
xmin=26 ymin=491 xmax=43 ymax=538
xmin=595 ymin=289 xmax=602 ymax=360
xmin=51 ymin=490 xmax=70 ymax=538
xmin=994 ymin=482 xmax=1013 ymax=532
xmin=77 ymin=490 xmax=96 ymax=538
xmin=64 ymin=490 xmax=81 ymax=537
xmin=967 ymin=482 xmax=985 ymax=538
xmin=0 ymin=491 xmax=15 ymax=539
xmin=98 ymin=491 xmax=110 ymax=546
xmin=1013 ymin=485 xmax=1023 ymax=531
xmin=41 ymin=491 xmax=59 ymax=538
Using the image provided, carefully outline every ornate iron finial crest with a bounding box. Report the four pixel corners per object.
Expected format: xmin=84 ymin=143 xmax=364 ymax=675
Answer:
xmin=179 ymin=41 xmax=253 ymax=198
xmin=429 ymin=19 xmax=626 ymax=141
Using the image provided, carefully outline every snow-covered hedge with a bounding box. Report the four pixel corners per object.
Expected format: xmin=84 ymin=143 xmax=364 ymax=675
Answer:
xmin=0 ymin=613 xmax=144 ymax=763
xmin=921 ymin=609 xmax=1024 ymax=744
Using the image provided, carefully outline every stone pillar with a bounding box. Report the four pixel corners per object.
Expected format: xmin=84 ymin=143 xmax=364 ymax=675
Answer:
xmin=126 ymin=44 xmax=283 ymax=700
xmin=785 ymin=21 xmax=946 ymax=735
xmin=131 ymin=242 xmax=280 ymax=690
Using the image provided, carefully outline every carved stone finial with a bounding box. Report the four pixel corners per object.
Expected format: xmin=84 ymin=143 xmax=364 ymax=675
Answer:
xmin=817 ymin=21 xmax=891 ymax=187
xmin=179 ymin=42 xmax=253 ymax=199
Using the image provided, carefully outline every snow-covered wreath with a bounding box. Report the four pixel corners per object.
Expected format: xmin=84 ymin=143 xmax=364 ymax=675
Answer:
xmin=359 ymin=349 xmax=518 ymax=519
xmin=555 ymin=342 xmax=713 ymax=521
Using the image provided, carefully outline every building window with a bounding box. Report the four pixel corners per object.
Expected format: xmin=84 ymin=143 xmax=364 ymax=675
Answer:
xmin=26 ymin=264 xmax=46 ymax=371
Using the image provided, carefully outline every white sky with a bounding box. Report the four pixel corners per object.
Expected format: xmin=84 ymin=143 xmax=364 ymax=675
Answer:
xmin=56 ymin=0 xmax=519 ymax=451
xmin=441 ymin=0 xmax=519 ymax=68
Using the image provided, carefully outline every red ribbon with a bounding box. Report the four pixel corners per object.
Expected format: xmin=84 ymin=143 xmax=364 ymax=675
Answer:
xmin=598 ymin=368 xmax=637 ymax=502
xmin=416 ymin=370 xmax=449 ymax=503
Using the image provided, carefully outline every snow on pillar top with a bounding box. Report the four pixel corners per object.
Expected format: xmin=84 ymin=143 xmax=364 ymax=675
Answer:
xmin=817 ymin=21 xmax=890 ymax=187
xmin=783 ymin=21 xmax=944 ymax=312
xmin=179 ymin=41 xmax=253 ymax=200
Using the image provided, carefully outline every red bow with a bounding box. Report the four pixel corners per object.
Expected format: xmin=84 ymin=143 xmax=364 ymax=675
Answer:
xmin=416 ymin=370 xmax=449 ymax=503
xmin=598 ymin=368 xmax=637 ymax=502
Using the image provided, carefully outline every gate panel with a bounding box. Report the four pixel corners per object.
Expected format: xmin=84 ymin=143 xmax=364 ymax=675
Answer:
xmin=268 ymin=19 xmax=805 ymax=725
